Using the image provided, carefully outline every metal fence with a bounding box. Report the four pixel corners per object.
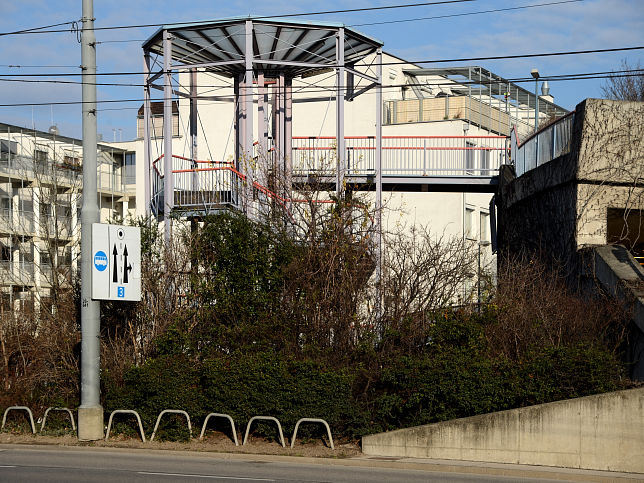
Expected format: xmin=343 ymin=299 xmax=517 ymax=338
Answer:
xmin=0 ymin=208 xmax=35 ymax=234
xmin=152 ymin=155 xmax=240 ymax=214
xmin=153 ymin=136 xmax=508 ymax=213
xmin=512 ymin=112 xmax=575 ymax=177
xmin=292 ymin=135 xmax=508 ymax=177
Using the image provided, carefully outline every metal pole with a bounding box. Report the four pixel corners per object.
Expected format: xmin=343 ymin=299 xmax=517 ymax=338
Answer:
xmin=78 ymin=0 xmax=103 ymax=441
xmin=143 ymin=51 xmax=151 ymax=216
xmin=285 ymin=77 xmax=293 ymax=195
xmin=244 ymin=20 xmax=254 ymax=215
xmin=257 ymin=71 xmax=267 ymax=188
xmin=163 ymin=30 xmax=173 ymax=244
xmin=190 ymin=69 xmax=198 ymax=193
xmin=336 ymin=28 xmax=345 ymax=199
xmin=534 ymin=77 xmax=539 ymax=131
xmin=375 ymin=48 xmax=383 ymax=323
xmin=477 ymin=242 xmax=481 ymax=313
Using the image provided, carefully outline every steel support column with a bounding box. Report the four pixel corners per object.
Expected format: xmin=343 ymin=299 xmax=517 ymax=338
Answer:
xmin=277 ymin=73 xmax=285 ymax=185
xmin=285 ymin=77 xmax=293 ymax=195
xmin=163 ymin=30 xmax=173 ymax=243
xmin=190 ymin=69 xmax=198 ymax=193
xmin=257 ymin=72 xmax=268 ymax=187
xmin=234 ymin=76 xmax=241 ymax=168
xmin=243 ymin=19 xmax=254 ymax=214
xmin=143 ymin=51 xmax=151 ymax=216
xmin=375 ymin=48 xmax=383 ymax=322
xmin=335 ymin=28 xmax=345 ymax=199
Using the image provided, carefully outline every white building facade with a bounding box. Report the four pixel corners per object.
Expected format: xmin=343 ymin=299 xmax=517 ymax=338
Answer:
xmin=0 ymin=123 xmax=136 ymax=313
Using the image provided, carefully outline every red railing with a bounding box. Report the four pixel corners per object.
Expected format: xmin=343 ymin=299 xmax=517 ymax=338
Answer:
xmin=150 ymin=135 xmax=508 ymax=214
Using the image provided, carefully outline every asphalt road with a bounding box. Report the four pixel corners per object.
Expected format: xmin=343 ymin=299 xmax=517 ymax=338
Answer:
xmin=0 ymin=446 xmax=561 ymax=483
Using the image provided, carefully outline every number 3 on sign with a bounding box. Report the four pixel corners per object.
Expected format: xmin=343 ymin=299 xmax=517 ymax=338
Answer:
xmin=117 ymin=287 xmax=125 ymax=298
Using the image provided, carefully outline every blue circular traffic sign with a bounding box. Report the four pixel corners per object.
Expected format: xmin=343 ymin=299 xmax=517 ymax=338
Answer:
xmin=94 ymin=251 xmax=108 ymax=271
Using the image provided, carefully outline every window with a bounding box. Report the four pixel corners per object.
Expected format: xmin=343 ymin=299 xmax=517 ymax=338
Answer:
xmin=40 ymin=248 xmax=52 ymax=266
xmin=480 ymin=148 xmax=490 ymax=174
xmin=124 ymin=152 xmax=136 ymax=184
xmin=0 ymin=140 xmax=17 ymax=161
xmin=63 ymin=153 xmax=81 ymax=169
xmin=40 ymin=203 xmax=52 ymax=218
xmin=34 ymin=148 xmax=48 ymax=164
xmin=480 ymin=212 xmax=490 ymax=244
xmin=0 ymin=242 xmax=10 ymax=261
xmin=465 ymin=141 xmax=475 ymax=174
xmin=465 ymin=207 xmax=475 ymax=239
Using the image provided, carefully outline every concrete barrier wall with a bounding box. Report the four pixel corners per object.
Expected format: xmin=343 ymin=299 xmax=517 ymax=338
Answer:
xmin=362 ymin=388 xmax=644 ymax=473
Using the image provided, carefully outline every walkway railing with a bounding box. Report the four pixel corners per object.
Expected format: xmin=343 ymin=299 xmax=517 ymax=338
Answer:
xmin=511 ymin=111 xmax=575 ymax=177
xmin=292 ymin=135 xmax=508 ymax=177
xmin=152 ymin=135 xmax=508 ymax=213
xmin=151 ymin=155 xmax=239 ymax=214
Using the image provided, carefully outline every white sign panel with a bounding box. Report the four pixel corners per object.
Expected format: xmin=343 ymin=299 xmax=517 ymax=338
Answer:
xmin=92 ymin=223 xmax=141 ymax=301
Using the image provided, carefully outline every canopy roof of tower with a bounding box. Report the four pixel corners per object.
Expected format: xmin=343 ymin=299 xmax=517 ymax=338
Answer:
xmin=143 ymin=17 xmax=383 ymax=78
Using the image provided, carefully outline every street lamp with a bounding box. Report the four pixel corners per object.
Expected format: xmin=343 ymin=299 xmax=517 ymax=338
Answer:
xmin=531 ymin=68 xmax=540 ymax=131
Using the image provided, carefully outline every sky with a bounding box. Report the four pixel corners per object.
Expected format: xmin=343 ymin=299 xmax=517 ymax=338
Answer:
xmin=0 ymin=0 xmax=642 ymax=141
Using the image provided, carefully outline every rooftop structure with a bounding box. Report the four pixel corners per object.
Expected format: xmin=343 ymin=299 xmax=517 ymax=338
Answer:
xmin=142 ymin=17 xmax=385 ymax=243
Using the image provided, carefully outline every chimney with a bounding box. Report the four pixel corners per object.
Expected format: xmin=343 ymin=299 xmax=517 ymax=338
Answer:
xmin=540 ymin=81 xmax=554 ymax=103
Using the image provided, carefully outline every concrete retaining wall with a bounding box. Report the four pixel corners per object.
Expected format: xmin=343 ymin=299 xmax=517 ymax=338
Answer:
xmin=362 ymin=388 xmax=644 ymax=473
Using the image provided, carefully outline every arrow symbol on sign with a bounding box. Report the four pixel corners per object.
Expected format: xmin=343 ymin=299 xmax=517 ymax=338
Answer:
xmin=123 ymin=245 xmax=132 ymax=284
xmin=112 ymin=244 xmax=118 ymax=283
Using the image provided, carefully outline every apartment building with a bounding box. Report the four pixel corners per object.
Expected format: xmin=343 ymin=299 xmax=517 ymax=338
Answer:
xmin=0 ymin=122 xmax=136 ymax=314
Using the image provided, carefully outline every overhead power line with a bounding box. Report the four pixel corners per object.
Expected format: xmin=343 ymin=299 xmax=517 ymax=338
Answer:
xmin=1 ymin=71 xmax=642 ymax=108
xmin=352 ymin=0 xmax=583 ymax=27
xmin=0 ymin=1 xmax=478 ymax=36
xmin=1 ymin=68 xmax=641 ymax=89
xmin=0 ymin=20 xmax=76 ymax=37
xmin=1 ymin=45 xmax=642 ymax=79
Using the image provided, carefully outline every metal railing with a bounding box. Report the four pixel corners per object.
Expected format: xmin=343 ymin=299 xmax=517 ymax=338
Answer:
xmin=151 ymin=155 xmax=240 ymax=214
xmin=292 ymin=135 xmax=508 ymax=177
xmin=0 ymin=154 xmax=79 ymax=181
xmin=1 ymin=153 xmax=124 ymax=193
xmin=151 ymin=136 xmax=508 ymax=214
xmin=44 ymin=216 xmax=73 ymax=239
xmin=0 ymin=261 xmax=35 ymax=285
xmin=0 ymin=208 xmax=35 ymax=234
xmin=512 ymin=111 xmax=575 ymax=177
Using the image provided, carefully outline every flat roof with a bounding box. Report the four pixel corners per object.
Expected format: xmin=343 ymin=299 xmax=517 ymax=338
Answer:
xmin=143 ymin=17 xmax=383 ymax=78
xmin=403 ymin=66 xmax=569 ymax=118
xmin=0 ymin=122 xmax=127 ymax=153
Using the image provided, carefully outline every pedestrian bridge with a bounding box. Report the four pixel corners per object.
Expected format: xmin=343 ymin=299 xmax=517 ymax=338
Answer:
xmin=151 ymin=135 xmax=508 ymax=215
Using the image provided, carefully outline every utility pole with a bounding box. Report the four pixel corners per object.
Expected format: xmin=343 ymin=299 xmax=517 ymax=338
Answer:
xmin=78 ymin=0 xmax=103 ymax=441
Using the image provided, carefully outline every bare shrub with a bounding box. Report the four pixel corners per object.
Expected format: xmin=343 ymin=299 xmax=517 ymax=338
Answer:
xmin=102 ymin=217 xmax=191 ymax=382
xmin=489 ymin=255 xmax=628 ymax=360
xmin=378 ymin=225 xmax=476 ymax=353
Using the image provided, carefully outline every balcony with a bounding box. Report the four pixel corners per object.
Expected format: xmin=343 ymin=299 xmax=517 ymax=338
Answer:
xmin=0 ymin=208 xmax=35 ymax=236
xmin=0 ymin=261 xmax=35 ymax=286
xmin=384 ymin=96 xmax=528 ymax=137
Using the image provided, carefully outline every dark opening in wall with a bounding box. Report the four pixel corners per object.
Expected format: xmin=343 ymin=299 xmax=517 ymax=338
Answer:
xmin=607 ymin=208 xmax=644 ymax=263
